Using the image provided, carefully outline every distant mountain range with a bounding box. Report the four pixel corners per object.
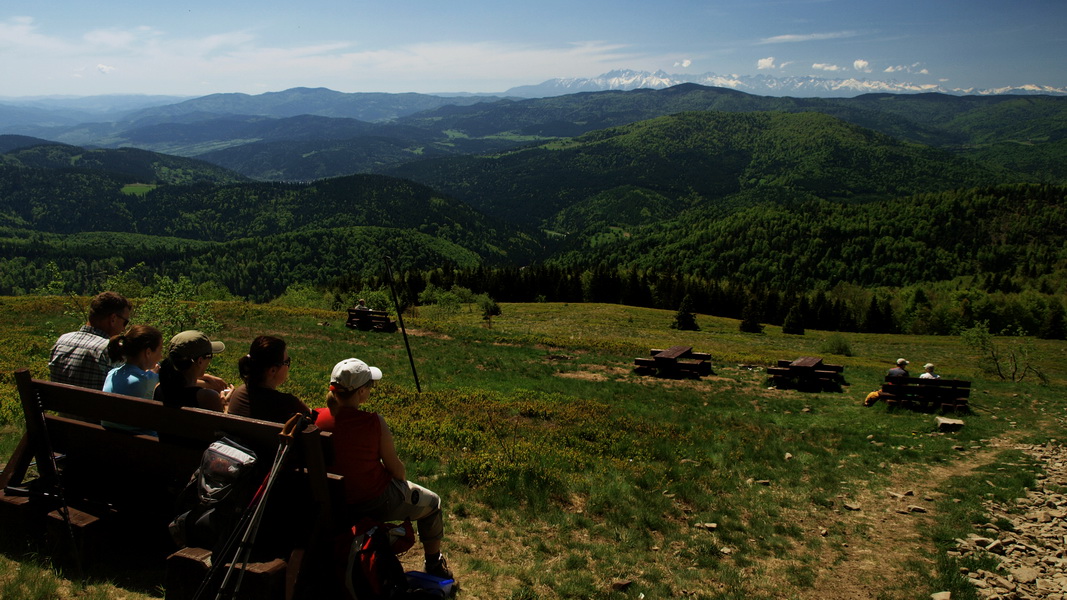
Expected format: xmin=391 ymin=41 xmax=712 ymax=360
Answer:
xmin=2 ymin=83 xmax=1065 ymax=187
xmin=504 ymin=69 xmax=1067 ymax=98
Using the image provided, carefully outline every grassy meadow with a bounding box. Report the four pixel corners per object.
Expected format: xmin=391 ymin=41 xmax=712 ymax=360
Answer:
xmin=1 ymin=296 xmax=1065 ymax=600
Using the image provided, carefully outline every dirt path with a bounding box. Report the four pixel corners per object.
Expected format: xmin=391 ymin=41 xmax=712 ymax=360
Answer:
xmin=790 ymin=435 xmax=1017 ymax=599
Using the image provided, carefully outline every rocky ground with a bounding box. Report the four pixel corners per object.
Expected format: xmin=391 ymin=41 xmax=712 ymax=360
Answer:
xmin=948 ymin=442 xmax=1067 ymax=600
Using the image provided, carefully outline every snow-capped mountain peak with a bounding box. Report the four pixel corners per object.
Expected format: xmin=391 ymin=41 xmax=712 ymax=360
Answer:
xmin=504 ymin=70 xmax=1067 ymax=98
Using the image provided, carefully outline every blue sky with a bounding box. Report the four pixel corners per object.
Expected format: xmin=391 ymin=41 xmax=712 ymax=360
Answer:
xmin=2 ymin=0 xmax=1064 ymax=97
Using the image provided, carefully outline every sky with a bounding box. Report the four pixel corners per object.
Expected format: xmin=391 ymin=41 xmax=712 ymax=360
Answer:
xmin=2 ymin=0 xmax=1065 ymax=98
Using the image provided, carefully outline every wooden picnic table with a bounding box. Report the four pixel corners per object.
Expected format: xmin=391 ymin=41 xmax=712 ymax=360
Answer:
xmin=767 ymin=356 xmax=845 ymax=391
xmin=634 ymin=345 xmax=712 ymax=378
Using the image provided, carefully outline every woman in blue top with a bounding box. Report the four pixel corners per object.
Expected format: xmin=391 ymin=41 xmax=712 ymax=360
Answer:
xmin=102 ymin=324 xmax=164 ymax=434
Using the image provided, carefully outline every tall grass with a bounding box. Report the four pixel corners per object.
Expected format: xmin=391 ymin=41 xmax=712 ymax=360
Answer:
xmin=1 ymin=297 xmax=1065 ymax=599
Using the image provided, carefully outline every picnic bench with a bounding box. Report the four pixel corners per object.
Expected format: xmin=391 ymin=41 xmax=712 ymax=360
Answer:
xmin=0 ymin=369 xmax=346 ymax=600
xmin=879 ymin=376 xmax=971 ymax=413
xmin=634 ymin=346 xmax=712 ymax=378
xmin=767 ymin=356 xmax=845 ymax=391
xmin=345 ymin=308 xmax=398 ymax=332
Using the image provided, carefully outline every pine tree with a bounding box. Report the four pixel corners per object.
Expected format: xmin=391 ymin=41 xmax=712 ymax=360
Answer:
xmin=782 ymin=305 xmax=805 ymax=335
xmin=739 ymin=297 xmax=764 ymax=334
xmin=670 ymin=294 xmax=700 ymax=331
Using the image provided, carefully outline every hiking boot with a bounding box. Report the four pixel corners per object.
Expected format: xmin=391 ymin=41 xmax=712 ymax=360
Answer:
xmin=424 ymin=553 xmax=454 ymax=580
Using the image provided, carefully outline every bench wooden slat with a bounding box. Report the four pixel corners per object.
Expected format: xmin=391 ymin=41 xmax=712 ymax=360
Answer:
xmin=30 ymin=380 xmax=292 ymax=450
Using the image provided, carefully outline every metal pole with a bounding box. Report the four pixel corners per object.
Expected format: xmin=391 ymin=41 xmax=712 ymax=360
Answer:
xmin=383 ymin=256 xmax=421 ymax=393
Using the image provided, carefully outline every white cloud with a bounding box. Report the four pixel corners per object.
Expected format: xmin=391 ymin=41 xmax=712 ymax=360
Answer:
xmin=883 ymin=62 xmax=930 ymax=76
xmin=0 ymin=16 xmax=645 ymax=95
xmin=674 ymin=59 xmax=692 ymax=68
xmin=757 ymin=57 xmax=776 ymax=70
xmin=812 ymin=63 xmax=842 ymax=72
xmin=853 ymin=59 xmax=871 ymax=73
xmin=759 ymin=31 xmax=858 ymax=44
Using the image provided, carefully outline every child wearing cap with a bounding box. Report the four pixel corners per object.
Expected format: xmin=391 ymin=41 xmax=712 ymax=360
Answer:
xmin=316 ymin=358 xmax=455 ymax=581
xmin=155 ymin=330 xmax=228 ymax=412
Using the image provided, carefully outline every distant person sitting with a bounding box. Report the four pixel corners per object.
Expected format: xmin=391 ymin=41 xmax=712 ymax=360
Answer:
xmin=315 ymin=358 xmax=454 ymax=581
xmin=49 ymin=291 xmax=132 ymax=390
xmin=355 ymin=299 xmax=371 ymax=311
xmin=155 ymin=331 xmax=228 ymax=412
xmin=102 ymin=324 xmax=164 ymax=435
xmin=919 ymin=363 xmax=940 ymax=379
xmin=887 ymin=358 xmax=910 ymax=378
xmin=226 ymin=336 xmax=311 ymax=423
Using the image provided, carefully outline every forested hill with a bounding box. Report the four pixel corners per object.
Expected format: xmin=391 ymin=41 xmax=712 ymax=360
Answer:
xmin=387 ymin=110 xmax=1022 ymax=227
xmin=0 ymin=135 xmax=247 ymax=185
xmin=545 ymin=183 xmax=1067 ymax=291
xmin=0 ymin=158 xmax=541 ymax=299
xmin=0 ymin=162 xmax=533 ymax=257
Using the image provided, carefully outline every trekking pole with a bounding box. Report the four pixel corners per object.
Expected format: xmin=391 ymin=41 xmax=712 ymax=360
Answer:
xmin=32 ymin=397 xmax=85 ymax=583
xmin=219 ymin=415 xmax=308 ymax=600
xmin=384 ymin=255 xmax=421 ymax=393
xmin=191 ymin=464 xmax=273 ymax=600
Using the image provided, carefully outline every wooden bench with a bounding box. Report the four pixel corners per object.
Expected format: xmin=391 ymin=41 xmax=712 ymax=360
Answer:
xmin=345 ymin=308 xmax=398 ymax=332
xmin=879 ymin=376 xmax=971 ymax=413
xmin=767 ymin=356 xmax=845 ymax=391
xmin=634 ymin=346 xmax=712 ymax=378
xmin=0 ymin=369 xmax=346 ymax=600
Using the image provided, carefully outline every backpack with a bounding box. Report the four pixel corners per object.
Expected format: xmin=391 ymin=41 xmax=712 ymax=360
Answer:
xmin=169 ymin=436 xmax=260 ymax=551
xmin=337 ymin=518 xmax=415 ymax=600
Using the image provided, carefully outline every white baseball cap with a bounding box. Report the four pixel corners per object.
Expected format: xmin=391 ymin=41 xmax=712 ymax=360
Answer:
xmin=330 ymin=358 xmax=382 ymax=392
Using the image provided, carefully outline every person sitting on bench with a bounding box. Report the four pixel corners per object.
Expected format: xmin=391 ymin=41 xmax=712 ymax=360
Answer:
xmin=49 ymin=291 xmax=132 ymax=390
xmin=919 ymin=363 xmax=941 ymax=379
xmin=102 ymin=324 xmax=164 ymax=435
xmin=315 ymin=358 xmax=455 ymax=581
xmin=887 ymin=358 xmax=910 ymax=378
xmin=226 ymin=335 xmax=311 ymax=423
xmin=155 ymin=330 xmax=229 ymax=412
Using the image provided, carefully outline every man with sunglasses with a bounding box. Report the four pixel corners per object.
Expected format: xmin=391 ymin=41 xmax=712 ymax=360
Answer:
xmin=49 ymin=291 xmax=132 ymax=390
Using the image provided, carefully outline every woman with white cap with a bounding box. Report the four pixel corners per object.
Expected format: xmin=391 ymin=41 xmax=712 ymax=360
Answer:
xmin=316 ymin=358 xmax=454 ymax=581
xmin=154 ymin=330 xmax=228 ymax=411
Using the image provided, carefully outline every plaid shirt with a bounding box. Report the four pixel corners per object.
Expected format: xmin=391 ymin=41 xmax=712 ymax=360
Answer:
xmin=49 ymin=325 xmax=112 ymax=390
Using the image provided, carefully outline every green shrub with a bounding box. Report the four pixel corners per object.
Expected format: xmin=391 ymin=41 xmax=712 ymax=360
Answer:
xmin=819 ymin=333 xmax=853 ymax=356
xmin=135 ymin=275 xmax=221 ymax=340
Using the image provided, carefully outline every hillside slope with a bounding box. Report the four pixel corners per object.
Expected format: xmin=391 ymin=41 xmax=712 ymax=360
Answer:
xmin=387 ymin=111 xmax=1020 ymax=227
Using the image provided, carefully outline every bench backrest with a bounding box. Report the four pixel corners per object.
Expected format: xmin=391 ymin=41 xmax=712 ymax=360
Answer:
xmin=347 ymin=309 xmax=390 ymax=319
xmin=881 ymin=376 xmax=971 ymax=397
